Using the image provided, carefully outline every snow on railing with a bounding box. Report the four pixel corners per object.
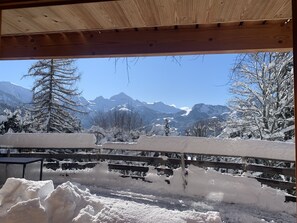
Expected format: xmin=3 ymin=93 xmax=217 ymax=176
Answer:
xmin=102 ymin=136 xmax=295 ymax=162
xmin=0 ymin=134 xmax=294 ymax=161
xmin=0 ymin=133 xmax=97 ymax=149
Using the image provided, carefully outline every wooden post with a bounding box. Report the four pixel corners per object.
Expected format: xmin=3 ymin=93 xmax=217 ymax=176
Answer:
xmin=0 ymin=10 xmax=2 ymax=53
xmin=292 ymin=0 xmax=297 ymax=213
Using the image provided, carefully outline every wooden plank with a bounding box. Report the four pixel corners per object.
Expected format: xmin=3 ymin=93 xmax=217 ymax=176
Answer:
xmin=254 ymin=177 xmax=295 ymax=190
xmin=9 ymin=153 xmax=296 ymax=177
xmin=9 ymin=153 xmax=170 ymax=164
xmin=246 ymin=165 xmax=295 ymax=177
xmin=187 ymin=160 xmax=245 ymax=170
xmin=0 ymin=0 xmax=117 ymax=9
xmin=0 ymin=10 xmax=2 ymax=52
xmin=2 ymin=0 xmax=292 ymax=35
xmin=108 ymin=164 xmax=149 ymax=172
xmin=0 ymin=21 xmax=292 ymax=59
xmin=292 ymin=0 xmax=297 ymax=212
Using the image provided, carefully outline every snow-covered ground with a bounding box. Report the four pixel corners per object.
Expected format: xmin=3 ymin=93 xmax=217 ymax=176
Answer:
xmin=0 ymin=178 xmax=295 ymax=223
xmin=0 ymin=163 xmax=295 ymax=223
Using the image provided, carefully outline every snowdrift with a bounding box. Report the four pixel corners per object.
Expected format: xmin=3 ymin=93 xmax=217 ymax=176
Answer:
xmin=44 ymin=163 xmax=295 ymax=215
xmin=0 ymin=178 xmax=221 ymax=223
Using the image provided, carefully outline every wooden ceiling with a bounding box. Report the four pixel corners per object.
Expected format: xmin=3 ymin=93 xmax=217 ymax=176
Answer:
xmin=0 ymin=0 xmax=293 ymax=59
xmin=1 ymin=0 xmax=292 ymax=35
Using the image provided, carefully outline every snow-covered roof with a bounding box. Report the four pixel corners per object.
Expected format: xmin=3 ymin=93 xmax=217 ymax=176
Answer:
xmin=102 ymin=136 xmax=295 ymax=161
xmin=0 ymin=133 xmax=97 ymax=149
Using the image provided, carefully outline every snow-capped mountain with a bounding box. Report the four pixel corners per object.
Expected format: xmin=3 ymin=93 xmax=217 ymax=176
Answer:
xmin=89 ymin=93 xmax=144 ymax=112
xmin=88 ymin=92 xmax=180 ymax=114
xmin=185 ymin=103 xmax=230 ymax=120
xmin=0 ymin=81 xmax=230 ymax=132
xmin=144 ymin=101 xmax=180 ymax=114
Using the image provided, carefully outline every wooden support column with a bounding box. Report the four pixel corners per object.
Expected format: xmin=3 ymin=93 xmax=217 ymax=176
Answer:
xmin=292 ymin=0 xmax=297 ymax=212
xmin=0 ymin=10 xmax=2 ymax=52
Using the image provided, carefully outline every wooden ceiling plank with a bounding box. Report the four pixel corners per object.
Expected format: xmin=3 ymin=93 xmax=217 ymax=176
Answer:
xmin=29 ymin=7 xmax=74 ymax=32
xmin=101 ymin=1 xmax=131 ymax=28
xmin=0 ymin=21 xmax=292 ymax=59
xmin=174 ymin=0 xmax=188 ymax=25
xmin=2 ymin=0 xmax=292 ymax=35
xmin=0 ymin=0 xmax=118 ymax=10
xmin=3 ymin=9 xmax=53 ymax=33
xmin=240 ymin=0 xmax=287 ymax=21
xmin=254 ymin=0 xmax=279 ymax=20
xmin=275 ymin=0 xmax=292 ymax=19
xmin=192 ymin=0 xmax=209 ymax=24
xmin=222 ymin=0 xmax=244 ymax=22
xmin=156 ymin=0 xmax=175 ymax=26
xmin=52 ymin=5 xmax=99 ymax=30
xmin=132 ymin=0 xmax=160 ymax=27
xmin=84 ymin=3 xmax=115 ymax=29
xmin=117 ymin=1 xmax=146 ymax=28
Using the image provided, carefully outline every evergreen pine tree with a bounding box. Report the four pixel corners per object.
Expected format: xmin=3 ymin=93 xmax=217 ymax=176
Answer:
xmin=24 ymin=59 xmax=82 ymax=133
xmin=164 ymin=118 xmax=170 ymax=136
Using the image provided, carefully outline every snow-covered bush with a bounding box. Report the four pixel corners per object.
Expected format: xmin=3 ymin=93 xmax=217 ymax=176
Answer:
xmin=0 ymin=109 xmax=34 ymax=134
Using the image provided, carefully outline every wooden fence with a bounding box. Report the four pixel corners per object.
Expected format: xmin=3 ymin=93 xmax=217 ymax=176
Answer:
xmin=0 ymin=134 xmax=295 ymax=201
xmin=3 ymin=146 xmax=295 ymax=202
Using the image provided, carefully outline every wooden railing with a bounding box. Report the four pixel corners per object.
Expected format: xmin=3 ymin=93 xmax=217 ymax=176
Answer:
xmin=3 ymin=147 xmax=295 ymax=201
xmin=0 ymin=133 xmax=295 ymax=201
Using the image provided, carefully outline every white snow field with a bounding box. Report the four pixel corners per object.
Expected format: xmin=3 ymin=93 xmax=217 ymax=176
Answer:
xmin=0 ymin=164 xmax=295 ymax=223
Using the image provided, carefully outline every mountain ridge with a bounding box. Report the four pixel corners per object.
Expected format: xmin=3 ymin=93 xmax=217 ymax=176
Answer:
xmin=0 ymin=81 xmax=230 ymax=132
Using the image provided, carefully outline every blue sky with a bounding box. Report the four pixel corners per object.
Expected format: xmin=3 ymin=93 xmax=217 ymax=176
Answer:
xmin=0 ymin=54 xmax=237 ymax=108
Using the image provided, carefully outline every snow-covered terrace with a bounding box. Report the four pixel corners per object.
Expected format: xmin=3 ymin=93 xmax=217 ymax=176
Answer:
xmin=0 ymin=0 xmax=296 ymax=222
xmin=0 ymin=133 xmax=296 ymax=222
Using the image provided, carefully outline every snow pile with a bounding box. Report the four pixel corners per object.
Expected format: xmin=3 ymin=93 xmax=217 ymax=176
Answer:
xmin=42 ymin=163 xmax=295 ymax=216
xmin=145 ymin=165 xmax=296 ymax=214
xmin=0 ymin=178 xmax=222 ymax=223
xmin=0 ymin=178 xmax=54 ymax=223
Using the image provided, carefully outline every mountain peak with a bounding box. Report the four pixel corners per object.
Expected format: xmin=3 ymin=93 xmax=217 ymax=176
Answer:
xmin=110 ymin=92 xmax=133 ymax=101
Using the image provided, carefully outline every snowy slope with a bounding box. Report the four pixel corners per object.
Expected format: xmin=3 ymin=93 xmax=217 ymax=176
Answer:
xmin=144 ymin=101 xmax=181 ymax=114
xmin=0 ymin=81 xmax=32 ymax=104
xmin=179 ymin=103 xmax=230 ymax=120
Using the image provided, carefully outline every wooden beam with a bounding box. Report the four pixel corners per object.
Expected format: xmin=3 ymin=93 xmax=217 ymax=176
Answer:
xmin=0 ymin=22 xmax=293 ymax=60
xmin=0 ymin=10 xmax=2 ymax=51
xmin=0 ymin=0 xmax=116 ymax=9
xmin=292 ymin=0 xmax=297 ymax=213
